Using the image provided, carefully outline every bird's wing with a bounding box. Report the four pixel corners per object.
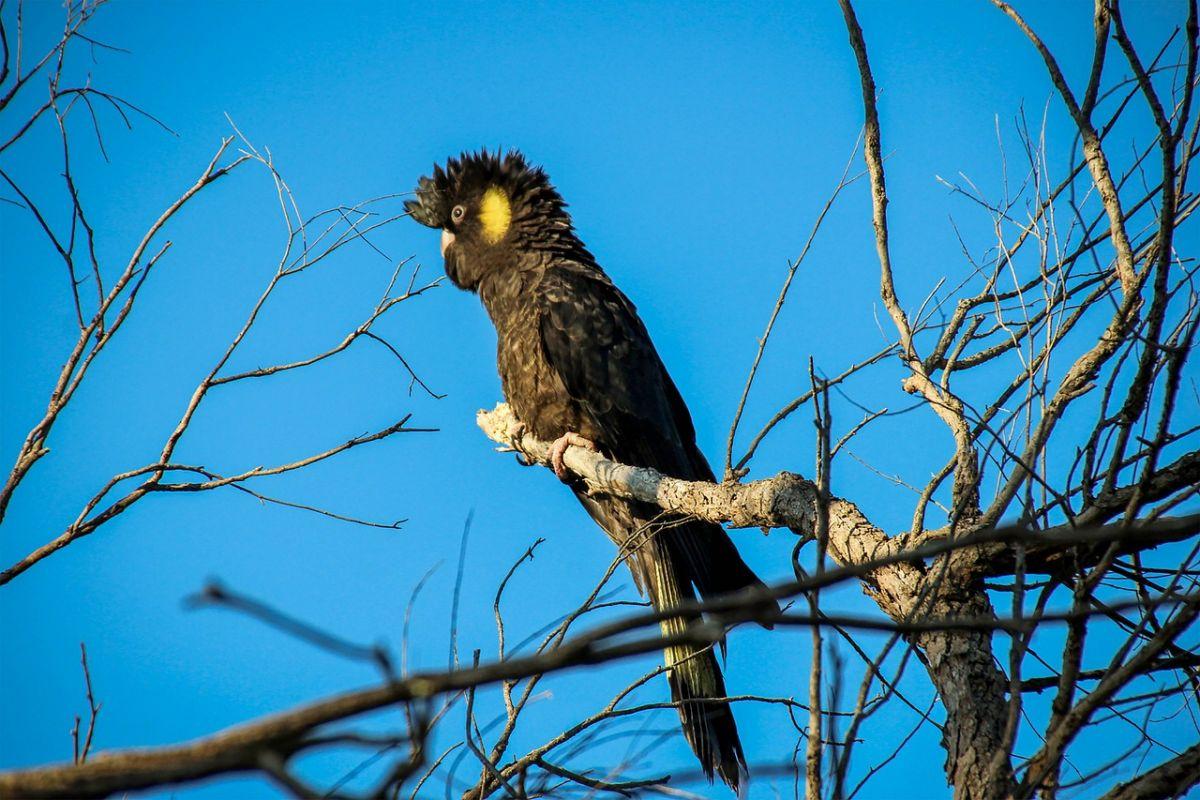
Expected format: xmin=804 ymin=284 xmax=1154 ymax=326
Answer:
xmin=536 ymin=266 xmax=696 ymax=477
xmin=538 ymin=265 xmax=773 ymax=604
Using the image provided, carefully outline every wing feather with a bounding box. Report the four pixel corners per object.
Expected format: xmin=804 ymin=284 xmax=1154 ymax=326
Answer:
xmin=536 ymin=266 xmax=771 ymax=604
xmin=537 ymin=267 xmax=692 ymax=474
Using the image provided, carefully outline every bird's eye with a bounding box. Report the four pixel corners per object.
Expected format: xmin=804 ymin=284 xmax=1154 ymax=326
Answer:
xmin=451 ymin=205 xmax=466 ymax=223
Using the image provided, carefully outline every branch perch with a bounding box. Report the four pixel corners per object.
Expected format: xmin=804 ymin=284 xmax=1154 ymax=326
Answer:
xmin=476 ymin=403 xmax=1197 ymax=579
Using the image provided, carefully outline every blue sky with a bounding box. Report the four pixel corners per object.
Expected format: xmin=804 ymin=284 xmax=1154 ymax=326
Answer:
xmin=1 ymin=1 xmax=1195 ymax=798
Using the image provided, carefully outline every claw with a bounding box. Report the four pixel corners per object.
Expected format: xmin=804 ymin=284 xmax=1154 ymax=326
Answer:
xmin=507 ymin=420 xmax=534 ymax=466
xmin=549 ymin=432 xmax=596 ymax=481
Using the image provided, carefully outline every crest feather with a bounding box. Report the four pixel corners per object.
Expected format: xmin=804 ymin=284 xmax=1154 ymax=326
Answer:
xmin=404 ymin=149 xmax=566 ymax=231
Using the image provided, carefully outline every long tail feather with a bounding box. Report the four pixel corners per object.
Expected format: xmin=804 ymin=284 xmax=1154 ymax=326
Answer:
xmin=649 ymin=554 xmax=748 ymax=792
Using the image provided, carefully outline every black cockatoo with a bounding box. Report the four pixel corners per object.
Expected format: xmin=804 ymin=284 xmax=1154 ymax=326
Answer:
xmin=405 ymin=150 xmax=776 ymax=791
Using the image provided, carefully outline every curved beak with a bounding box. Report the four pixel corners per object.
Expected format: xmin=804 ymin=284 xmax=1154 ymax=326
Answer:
xmin=441 ymin=229 xmax=455 ymax=257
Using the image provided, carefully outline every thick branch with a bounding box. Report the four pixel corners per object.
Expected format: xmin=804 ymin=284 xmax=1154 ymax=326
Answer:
xmin=478 ymin=404 xmax=1198 ymax=578
xmin=1098 ymin=743 xmax=1200 ymax=800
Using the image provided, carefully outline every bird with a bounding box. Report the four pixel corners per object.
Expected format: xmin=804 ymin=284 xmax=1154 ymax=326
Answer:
xmin=405 ymin=150 xmax=777 ymax=792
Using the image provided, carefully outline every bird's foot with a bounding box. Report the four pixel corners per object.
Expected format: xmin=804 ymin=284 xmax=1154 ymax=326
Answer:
xmin=549 ymin=431 xmax=596 ymax=481
xmin=507 ymin=420 xmax=535 ymax=466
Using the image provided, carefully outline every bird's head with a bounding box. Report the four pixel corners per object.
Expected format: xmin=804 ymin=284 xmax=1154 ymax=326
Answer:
xmin=404 ymin=150 xmax=581 ymax=291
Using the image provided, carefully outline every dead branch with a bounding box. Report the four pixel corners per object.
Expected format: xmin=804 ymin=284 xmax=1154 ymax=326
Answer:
xmin=1098 ymin=742 xmax=1200 ymax=800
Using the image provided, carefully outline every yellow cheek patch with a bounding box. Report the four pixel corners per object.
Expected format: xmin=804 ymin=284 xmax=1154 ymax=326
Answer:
xmin=479 ymin=186 xmax=512 ymax=244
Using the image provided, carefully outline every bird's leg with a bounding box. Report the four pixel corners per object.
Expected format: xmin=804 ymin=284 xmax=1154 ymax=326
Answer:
xmin=549 ymin=431 xmax=596 ymax=481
